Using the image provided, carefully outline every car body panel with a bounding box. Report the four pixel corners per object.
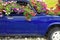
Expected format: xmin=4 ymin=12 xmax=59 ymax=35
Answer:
xmin=0 ymin=15 xmax=60 ymax=36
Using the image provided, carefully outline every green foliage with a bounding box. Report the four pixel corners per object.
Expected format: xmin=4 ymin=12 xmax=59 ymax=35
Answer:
xmin=36 ymin=2 xmax=42 ymax=13
xmin=0 ymin=2 xmax=3 ymax=9
xmin=48 ymin=11 xmax=55 ymax=15
xmin=5 ymin=4 xmax=11 ymax=15
xmin=11 ymin=2 xmax=20 ymax=8
xmin=4 ymin=2 xmax=20 ymax=15
xmin=23 ymin=6 xmax=32 ymax=17
xmin=57 ymin=12 xmax=60 ymax=16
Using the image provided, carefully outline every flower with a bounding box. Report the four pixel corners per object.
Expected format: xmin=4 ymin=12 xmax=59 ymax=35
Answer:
xmin=16 ymin=8 xmax=19 ymax=11
xmin=37 ymin=0 xmax=43 ymax=2
xmin=18 ymin=9 xmax=24 ymax=13
xmin=3 ymin=10 xmax=6 ymax=13
xmin=2 ymin=2 xmax=8 ymax=6
xmin=8 ymin=1 xmax=12 ymax=4
xmin=13 ymin=8 xmax=19 ymax=12
xmin=11 ymin=1 xmax=14 ymax=3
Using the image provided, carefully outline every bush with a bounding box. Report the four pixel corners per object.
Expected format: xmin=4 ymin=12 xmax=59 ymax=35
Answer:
xmin=48 ymin=11 xmax=55 ymax=15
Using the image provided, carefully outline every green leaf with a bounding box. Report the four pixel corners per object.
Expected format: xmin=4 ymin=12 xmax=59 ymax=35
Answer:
xmin=48 ymin=11 xmax=54 ymax=15
xmin=57 ymin=12 xmax=60 ymax=15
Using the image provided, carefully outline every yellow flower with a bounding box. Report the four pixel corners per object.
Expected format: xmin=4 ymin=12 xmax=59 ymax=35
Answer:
xmin=43 ymin=0 xmax=58 ymax=9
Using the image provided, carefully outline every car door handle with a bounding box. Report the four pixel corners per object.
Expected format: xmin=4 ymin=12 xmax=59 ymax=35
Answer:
xmin=7 ymin=17 xmax=14 ymax=19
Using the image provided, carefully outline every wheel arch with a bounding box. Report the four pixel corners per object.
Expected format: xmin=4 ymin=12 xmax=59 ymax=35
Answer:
xmin=45 ymin=22 xmax=60 ymax=37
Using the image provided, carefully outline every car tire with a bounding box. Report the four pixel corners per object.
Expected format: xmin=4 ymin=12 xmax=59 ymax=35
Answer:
xmin=47 ymin=27 xmax=60 ymax=40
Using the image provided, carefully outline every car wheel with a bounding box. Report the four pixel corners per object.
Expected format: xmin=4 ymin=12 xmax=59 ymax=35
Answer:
xmin=47 ymin=27 xmax=60 ymax=40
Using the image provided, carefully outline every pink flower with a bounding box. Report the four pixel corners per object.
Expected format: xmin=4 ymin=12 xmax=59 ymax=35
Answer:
xmin=16 ymin=8 xmax=19 ymax=11
xmin=40 ymin=2 xmax=47 ymax=10
xmin=41 ymin=2 xmax=47 ymax=7
xmin=5 ymin=2 xmax=8 ymax=4
xmin=3 ymin=10 xmax=6 ymax=13
xmin=8 ymin=1 xmax=12 ymax=4
xmin=2 ymin=2 xmax=8 ymax=6
xmin=11 ymin=1 xmax=14 ymax=3
xmin=37 ymin=0 xmax=43 ymax=2
xmin=14 ymin=4 xmax=17 ymax=6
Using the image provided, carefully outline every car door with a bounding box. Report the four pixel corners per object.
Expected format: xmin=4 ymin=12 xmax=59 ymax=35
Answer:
xmin=0 ymin=16 xmax=40 ymax=35
xmin=0 ymin=1 xmax=41 ymax=36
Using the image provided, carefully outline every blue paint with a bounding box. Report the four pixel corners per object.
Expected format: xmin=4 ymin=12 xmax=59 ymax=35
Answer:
xmin=0 ymin=0 xmax=60 ymax=37
xmin=0 ymin=15 xmax=60 ymax=36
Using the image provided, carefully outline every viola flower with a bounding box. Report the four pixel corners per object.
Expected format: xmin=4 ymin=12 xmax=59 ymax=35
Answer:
xmin=18 ymin=9 xmax=24 ymax=13
xmin=13 ymin=8 xmax=19 ymax=12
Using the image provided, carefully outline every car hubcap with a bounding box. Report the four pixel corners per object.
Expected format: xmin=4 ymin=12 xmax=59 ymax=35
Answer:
xmin=51 ymin=31 xmax=60 ymax=40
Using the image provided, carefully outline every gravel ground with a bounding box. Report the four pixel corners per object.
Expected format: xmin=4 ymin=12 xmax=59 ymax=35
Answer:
xmin=0 ymin=37 xmax=47 ymax=40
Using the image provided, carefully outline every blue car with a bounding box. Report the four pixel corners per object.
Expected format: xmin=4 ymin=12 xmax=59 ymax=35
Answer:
xmin=0 ymin=0 xmax=60 ymax=40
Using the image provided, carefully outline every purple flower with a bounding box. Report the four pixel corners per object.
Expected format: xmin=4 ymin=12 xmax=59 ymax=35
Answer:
xmin=42 ymin=7 xmax=47 ymax=10
xmin=13 ymin=8 xmax=18 ymax=12
xmin=21 ymin=10 xmax=24 ymax=12
xmin=18 ymin=9 xmax=24 ymax=13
